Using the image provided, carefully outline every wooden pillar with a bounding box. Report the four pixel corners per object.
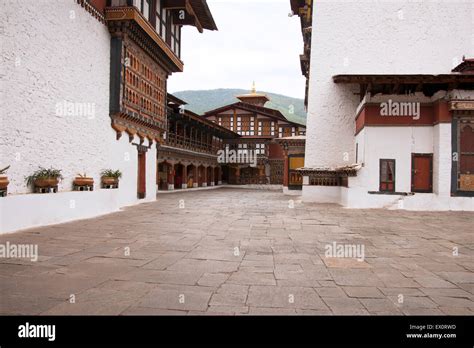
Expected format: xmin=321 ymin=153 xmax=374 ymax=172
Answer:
xmin=167 ymin=163 xmax=174 ymax=190
xmin=259 ymin=164 xmax=266 ymax=184
xmin=182 ymin=164 xmax=187 ymax=189
xmin=203 ymin=166 xmax=208 ymax=187
xmin=283 ymin=152 xmax=289 ymax=188
xmin=193 ymin=165 xmax=198 ymax=188
xmin=210 ymin=166 xmax=215 ymax=186
xmin=235 ymin=166 xmax=240 ymax=185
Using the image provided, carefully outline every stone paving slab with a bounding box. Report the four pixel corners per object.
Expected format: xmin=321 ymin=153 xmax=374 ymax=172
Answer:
xmin=0 ymin=189 xmax=473 ymax=315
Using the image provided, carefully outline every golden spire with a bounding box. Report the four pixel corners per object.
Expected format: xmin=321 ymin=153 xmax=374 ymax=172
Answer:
xmin=251 ymin=81 xmax=256 ymax=94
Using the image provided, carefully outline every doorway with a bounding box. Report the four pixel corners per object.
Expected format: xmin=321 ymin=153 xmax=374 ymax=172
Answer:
xmin=137 ymin=150 xmax=146 ymax=199
xmin=411 ymin=153 xmax=433 ymax=193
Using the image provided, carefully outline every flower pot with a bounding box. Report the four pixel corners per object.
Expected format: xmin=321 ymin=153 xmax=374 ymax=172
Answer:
xmin=0 ymin=176 xmax=9 ymax=190
xmin=74 ymin=177 xmax=94 ymax=186
xmin=34 ymin=178 xmax=59 ymax=187
xmin=101 ymin=177 xmax=118 ymax=186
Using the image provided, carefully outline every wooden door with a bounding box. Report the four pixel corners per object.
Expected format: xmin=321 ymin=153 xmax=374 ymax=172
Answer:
xmin=412 ymin=154 xmax=432 ymax=193
xmin=137 ymin=151 xmax=146 ymax=199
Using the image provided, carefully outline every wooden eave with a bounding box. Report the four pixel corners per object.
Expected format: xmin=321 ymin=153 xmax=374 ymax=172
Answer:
xmin=452 ymin=59 xmax=474 ymax=73
xmin=105 ymin=6 xmax=184 ymax=72
xmin=163 ymin=0 xmax=217 ymax=32
xmin=168 ymin=108 xmax=240 ymax=139
xmin=167 ymin=93 xmax=188 ymax=107
xmin=333 ymin=73 xmax=474 ymax=97
xmin=204 ymin=102 xmax=288 ymax=122
xmin=204 ymin=102 xmax=306 ymax=128
xmin=333 ymin=74 xmax=474 ymax=85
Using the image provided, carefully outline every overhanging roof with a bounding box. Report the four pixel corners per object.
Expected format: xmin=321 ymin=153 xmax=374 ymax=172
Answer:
xmin=167 ymin=93 xmax=188 ymax=106
xmin=164 ymin=0 xmax=217 ymax=32
xmin=333 ymin=74 xmax=474 ymax=84
xmin=189 ymin=0 xmax=217 ymax=31
xmin=204 ymin=102 xmax=306 ymax=128
xmin=204 ymin=102 xmax=286 ymax=121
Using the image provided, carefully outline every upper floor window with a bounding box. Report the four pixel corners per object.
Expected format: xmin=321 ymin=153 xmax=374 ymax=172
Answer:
xmin=133 ymin=0 xmax=150 ymax=20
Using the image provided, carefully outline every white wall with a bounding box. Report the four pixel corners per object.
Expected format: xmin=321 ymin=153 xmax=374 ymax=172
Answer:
xmin=305 ymin=0 xmax=474 ymax=169
xmin=1 ymin=0 xmax=112 ymax=194
xmin=0 ymin=0 xmax=158 ymax=233
xmin=353 ymin=126 xmax=433 ymax=193
xmin=433 ymin=123 xmax=452 ymax=196
xmin=303 ymin=1 xmax=473 ymax=210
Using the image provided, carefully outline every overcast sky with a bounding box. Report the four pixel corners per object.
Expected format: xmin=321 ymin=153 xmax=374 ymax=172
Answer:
xmin=167 ymin=0 xmax=306 ymax=99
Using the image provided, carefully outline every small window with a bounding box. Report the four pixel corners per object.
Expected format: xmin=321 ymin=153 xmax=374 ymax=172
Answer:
xmin=380 ymin=159 xmax=395 ymax=192
xmin=143 ymin=0 xmax=150 ymax=20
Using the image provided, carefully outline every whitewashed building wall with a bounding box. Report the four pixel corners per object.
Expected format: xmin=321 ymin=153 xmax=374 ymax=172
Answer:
xmin=0 ymin=0 xmax=157 ymax=233
xmin=303 ymin=0 xmax=474 ymax=210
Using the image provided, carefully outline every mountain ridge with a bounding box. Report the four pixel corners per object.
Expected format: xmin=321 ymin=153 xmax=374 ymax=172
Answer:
xmin=171 ymin=88 xmax=306 ymax=125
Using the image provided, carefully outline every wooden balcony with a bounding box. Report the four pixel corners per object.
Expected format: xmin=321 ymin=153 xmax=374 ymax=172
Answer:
xmin=166 ymin=133 xmax=222 ymax=155
xmin=105 ymin=6 xmax=184 ymax=72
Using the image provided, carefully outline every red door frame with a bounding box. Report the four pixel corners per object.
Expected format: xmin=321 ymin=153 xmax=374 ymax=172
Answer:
xmin=411 ymin=153 xmax=433 ymax=193
xmin=137 ymin=150 xmax=146 ymax=199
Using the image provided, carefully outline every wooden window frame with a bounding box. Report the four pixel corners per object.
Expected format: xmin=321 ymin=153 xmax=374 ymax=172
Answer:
xmin=379 ymin=159 xmax=396 ymax=193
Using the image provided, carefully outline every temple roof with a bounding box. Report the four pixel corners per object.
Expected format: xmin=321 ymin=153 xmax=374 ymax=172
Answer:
xmin=235 ymin=82 xmax=270 ymax=105
xmin=452 ymin=57 xmax=474 ymax=73
xmin=203 ymin=102 xmax=305 ymax=128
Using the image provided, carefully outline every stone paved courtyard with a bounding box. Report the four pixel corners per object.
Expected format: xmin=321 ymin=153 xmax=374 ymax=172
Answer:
xmin=1 ymin=188 xmax=473 ymax=315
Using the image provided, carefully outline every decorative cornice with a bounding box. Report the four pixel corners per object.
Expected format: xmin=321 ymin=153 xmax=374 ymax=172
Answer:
xmin=449 ymin=100 xmax=474 ymax=111
xmin=76 ymin=0 xmax=106 ymax=24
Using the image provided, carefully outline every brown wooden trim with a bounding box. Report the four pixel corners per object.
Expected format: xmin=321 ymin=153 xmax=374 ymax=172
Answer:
xmin=105 ymin=6 xmax=184 ymax=71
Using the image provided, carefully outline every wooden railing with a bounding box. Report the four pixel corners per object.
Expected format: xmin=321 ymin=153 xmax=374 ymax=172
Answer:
xmin=166 ymin=133 xmax=222 ymax=155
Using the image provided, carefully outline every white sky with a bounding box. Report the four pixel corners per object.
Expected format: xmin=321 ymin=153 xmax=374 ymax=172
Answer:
xmin=167 ymin=0 xmax=306 ymax=99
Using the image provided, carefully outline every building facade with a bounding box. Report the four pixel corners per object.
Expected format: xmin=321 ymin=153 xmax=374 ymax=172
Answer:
xmin=202 ymin=86 xmax=306 ymax=185
xmin=294 ymin=0 xmax=474 ymax=210
xmin=157 ymin=94 xmax=239 ymax=191
xmin=0 ymin=0 xmax=216 ymax=233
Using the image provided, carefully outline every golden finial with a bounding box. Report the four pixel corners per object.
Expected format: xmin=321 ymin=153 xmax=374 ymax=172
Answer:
xmin=251 ymin=81 xmax=256 ymax=94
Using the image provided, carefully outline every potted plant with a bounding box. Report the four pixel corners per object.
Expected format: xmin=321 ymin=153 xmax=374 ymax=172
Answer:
xmin=74 ymin=173 xmax=94 ymax=186
xmin=101 ymin=169 xmax=122 ymax=188
xmin=25 ymin=167 xmax=63 ymax=192
xmin=73 ymin=173 xmax=94 ymax=191
xmin=0 ymin=165 xmax=10 ymax=196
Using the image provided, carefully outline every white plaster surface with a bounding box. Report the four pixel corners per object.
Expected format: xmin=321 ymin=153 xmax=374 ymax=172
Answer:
xmin=0 ymin=0 xmax=158 ymax=233
xmin=303 ymin=1 xmax=474 ymax=210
